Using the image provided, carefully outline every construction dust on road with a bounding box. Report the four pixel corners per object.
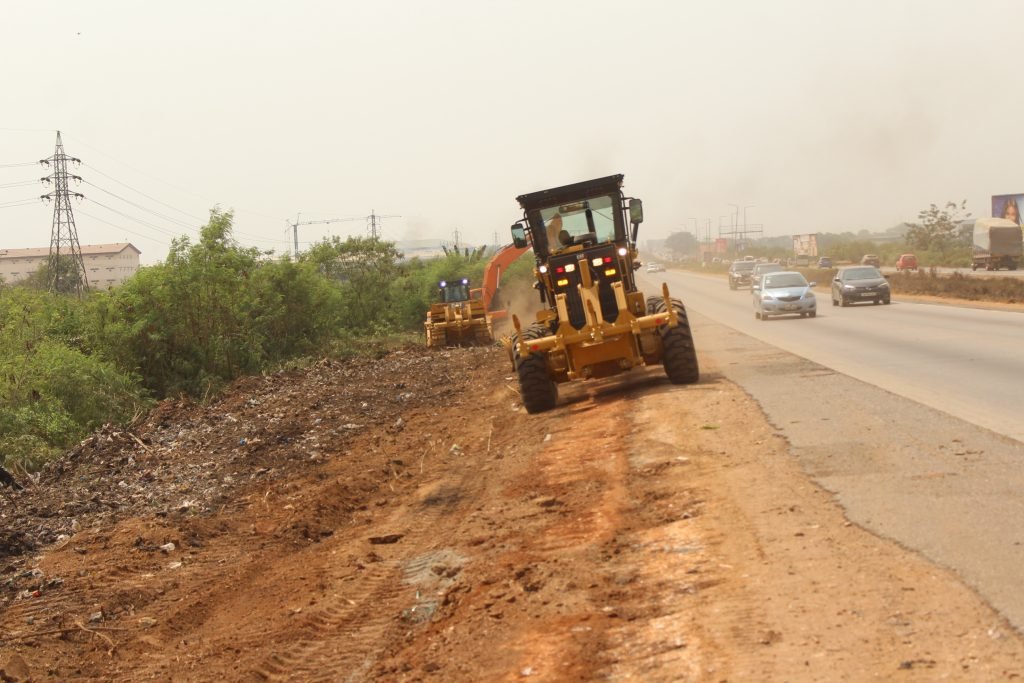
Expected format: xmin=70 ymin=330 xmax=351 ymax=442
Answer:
xmin=1 ymin=345 xmax=1022 ymax=681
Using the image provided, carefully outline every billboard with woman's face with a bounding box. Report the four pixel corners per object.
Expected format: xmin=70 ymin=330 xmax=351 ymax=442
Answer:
xmin=992 ymin=194 xmax=1023 ymax=226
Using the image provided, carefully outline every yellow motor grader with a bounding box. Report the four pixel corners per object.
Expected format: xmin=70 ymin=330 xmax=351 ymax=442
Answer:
xmin=424 ymin=277 xmax=494 ymax=348
xmin=507 ymin=174 xmax=699 ymax=413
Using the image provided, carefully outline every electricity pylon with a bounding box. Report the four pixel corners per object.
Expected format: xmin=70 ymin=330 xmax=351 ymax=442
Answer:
xmin=40 ymin=131 xmax=88 ymax=295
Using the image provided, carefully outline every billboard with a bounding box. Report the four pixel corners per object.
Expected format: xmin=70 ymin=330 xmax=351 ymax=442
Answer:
xmin=992 ymin=194 xmax=1023 ymax=226
xmin=792 ymin=234 xmax=818 ymax=257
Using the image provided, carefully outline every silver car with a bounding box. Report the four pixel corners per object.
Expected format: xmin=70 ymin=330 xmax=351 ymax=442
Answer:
xmin=753 ymin=271 xmax=817 ymax=320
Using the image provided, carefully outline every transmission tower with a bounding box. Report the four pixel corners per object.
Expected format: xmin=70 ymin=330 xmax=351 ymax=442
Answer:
xmin=286 ymin=209 xmax=401 ymax=256
xmin=39 ymin=131 xmax=87 ymax=294
xmin=365 ymin=209 xmax=400 ymax=239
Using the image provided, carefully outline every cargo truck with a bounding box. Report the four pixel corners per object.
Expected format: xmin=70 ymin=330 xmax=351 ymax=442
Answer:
xmin=972 ymin=217 xmax=1023 ymax=271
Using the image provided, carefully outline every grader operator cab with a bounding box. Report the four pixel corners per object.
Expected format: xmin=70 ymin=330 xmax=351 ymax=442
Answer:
xmin=508 ymin=174 xmax=699 ymax=413
xmin=424 ymin=277 xmax=494 ymax=348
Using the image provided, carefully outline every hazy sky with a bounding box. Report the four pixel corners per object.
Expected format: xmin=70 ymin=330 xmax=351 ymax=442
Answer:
xmin=2 ymin=1 xmax=1021 ymax=263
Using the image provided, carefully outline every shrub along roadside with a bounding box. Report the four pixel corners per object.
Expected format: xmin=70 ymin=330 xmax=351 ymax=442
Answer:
xmin=0 ymin=288 xmax=150 ymax=472
xmin=886 ymin=269 xmax=1024 ymax=303
xmin=1 ymin=211 xmax=533 ymax=471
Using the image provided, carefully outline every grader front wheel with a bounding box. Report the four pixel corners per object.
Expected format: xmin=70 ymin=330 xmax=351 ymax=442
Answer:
xmin=517 ymin=351 xmax=557 ymax=413
xmin=654 ymin=298 xmax=699 ymax=385
xmin=514 ymin=323 xmax=557 ymax=414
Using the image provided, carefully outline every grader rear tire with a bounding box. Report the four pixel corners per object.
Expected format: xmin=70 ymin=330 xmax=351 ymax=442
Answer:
xmin=655 ymin=298 xmax=700 ymax=385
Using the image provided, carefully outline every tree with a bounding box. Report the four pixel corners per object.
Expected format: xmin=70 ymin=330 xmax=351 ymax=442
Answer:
xmin=905 ymin=201 xmax=971 ymax=252
xmin=300 ymin=236 xmax=405 ymax=332
xmin=97 ymin=209 xmax=270 ymax=396
xmin=665 ymin=231 xmax=698 ymax=259
xmin=20 ymin=254 xmax=84 ymax=293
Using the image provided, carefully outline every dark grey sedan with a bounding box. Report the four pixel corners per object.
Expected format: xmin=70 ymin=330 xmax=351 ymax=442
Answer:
xmin=831 ymin=266 xmax=891 ymax=306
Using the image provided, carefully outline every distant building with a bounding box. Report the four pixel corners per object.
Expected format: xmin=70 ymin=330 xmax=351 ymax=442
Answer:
xmin=0 ymin=243 xmax=141 ymax=289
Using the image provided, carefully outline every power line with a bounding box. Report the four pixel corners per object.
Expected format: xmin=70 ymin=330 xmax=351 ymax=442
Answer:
xmin=0 ymin=198 xmax=42 ymax=210
xmin=0 ymin=180 xmax=42 ymax=190
xmin=80 ymin=162 xmax=203 ymax=220
xmin=64 ymin=133 xmax=282 ymax=221
xmin=77 ymin=158 xmax=295 ymax=246
xmin=0 ymin=162 xmax=40 ymax=169
xmin=0 ymin=195 xmax=41 ymax=206
xmin=85 ymin=198 xmax=292 ymax=248
xmin=77 ymin=209 xmax=190 ymax=248
xmin=86 ymin=198 xmax=193 ymax=239
xmin=82 ymin=180 xmax=198 ymax=230
xmin=78 ymin=162 xmax=276 ymax=244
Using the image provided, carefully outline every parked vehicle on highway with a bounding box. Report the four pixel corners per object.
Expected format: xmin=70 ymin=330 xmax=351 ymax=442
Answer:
xmin=860 ymin=254 xmax=881 ymax=267
xmin=753 ymin=271 xmax=817 ymax=320
xmin=895 ymin=253 xmax=919 ymax=272
xmin=645 ymin=262 xmax=665 ymax=273
xmin=832 ymin=266 xmax=890 ymax=306
xmin=971 ymin=218 xmax=1022 ymax=271
xmin=817 ymin=256 xmax=833 ymax=268
xmin=728 ymin=260 xmax=756 ymax=289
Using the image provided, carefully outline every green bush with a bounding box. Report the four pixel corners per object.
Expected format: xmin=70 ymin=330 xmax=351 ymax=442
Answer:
xmin=0 ymin=288 xmax=150 ymax=471
xmin=0 ymin=212 xmax=540 ymax=470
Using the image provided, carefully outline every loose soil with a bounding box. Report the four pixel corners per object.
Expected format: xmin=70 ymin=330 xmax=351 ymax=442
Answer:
xmin=1 ymin=344 xmax=1023 ymax=681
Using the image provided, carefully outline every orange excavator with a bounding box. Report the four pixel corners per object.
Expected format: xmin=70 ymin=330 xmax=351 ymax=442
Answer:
xmin=472 ymin=243 xmax=530 ymax=324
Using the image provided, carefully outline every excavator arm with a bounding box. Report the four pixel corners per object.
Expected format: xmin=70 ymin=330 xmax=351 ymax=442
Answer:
xmin=477 ymin=243 xmax=530 ymax=319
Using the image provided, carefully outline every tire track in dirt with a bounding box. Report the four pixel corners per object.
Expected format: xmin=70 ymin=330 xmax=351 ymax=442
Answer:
xmin=477 ymin=384 xmax=640 ymax=681
xmin=595 ymin=379 xmax=765 ymax=681
xmin=242 ymin=447 xmax=489 ymax=681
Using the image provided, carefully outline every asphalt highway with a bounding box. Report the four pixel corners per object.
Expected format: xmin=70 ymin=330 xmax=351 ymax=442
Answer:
xmin=640 ymin=270 xmax=1024 ymax=444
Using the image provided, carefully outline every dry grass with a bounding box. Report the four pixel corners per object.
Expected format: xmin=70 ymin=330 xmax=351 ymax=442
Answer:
xmin=887 ymin=269 xmax=1024 ymax=303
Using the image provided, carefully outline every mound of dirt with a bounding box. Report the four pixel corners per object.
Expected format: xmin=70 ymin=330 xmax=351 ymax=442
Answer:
xmin=0 ymin=347 xmax=493 ymax=599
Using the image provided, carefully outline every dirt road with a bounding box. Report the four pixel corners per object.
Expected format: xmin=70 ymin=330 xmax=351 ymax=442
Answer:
xmin=1 ymin=343 xmax=1023 ymax=681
